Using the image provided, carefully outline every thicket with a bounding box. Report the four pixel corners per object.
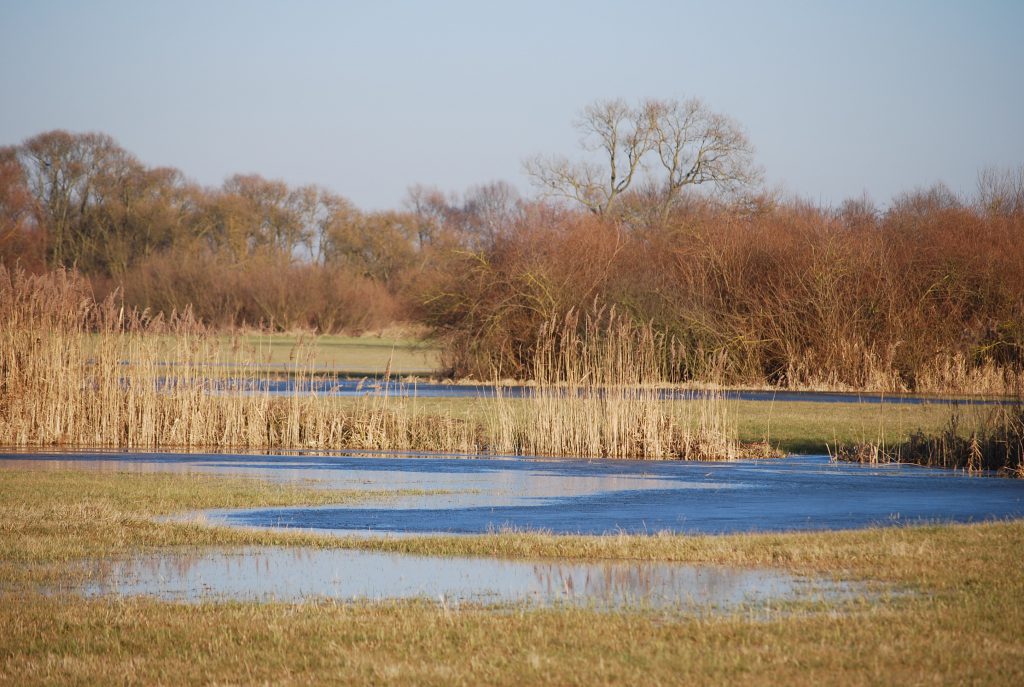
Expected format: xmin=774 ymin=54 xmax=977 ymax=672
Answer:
xmin=2 ymin=130 xmax=1023 ymax=393
xmin=423 ymin=188 xmax=1024 ymax=393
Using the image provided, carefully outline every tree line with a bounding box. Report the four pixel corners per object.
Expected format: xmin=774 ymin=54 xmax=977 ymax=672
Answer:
xmin=2 ymin=98 xmax=1023 ymax=390
xmin=0 ymin=129 xmax=525 ymax=331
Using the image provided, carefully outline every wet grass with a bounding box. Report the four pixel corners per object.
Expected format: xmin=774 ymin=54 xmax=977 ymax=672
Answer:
xmin=0 ymin=468 xmax=452 ymax=587
xmin=1 ymin=467 xmax=1023 ymax=684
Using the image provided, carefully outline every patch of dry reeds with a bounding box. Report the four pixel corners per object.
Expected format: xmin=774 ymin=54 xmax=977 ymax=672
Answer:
xmin=0 ymin=266 xmax=476 ymax=452
xmin=831 ymin=405 xmax=1024 ymax=477
xmin=483 ymin=310 xmax=766 ymax=460
xmin=1 ymin=267 xmax=770 ymax=460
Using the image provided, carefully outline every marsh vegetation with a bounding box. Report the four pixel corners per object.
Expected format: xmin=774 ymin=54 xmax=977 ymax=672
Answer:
xmin=1 ymin=267 xmax=764 ymax=459
xmin=833 ymin=403 xmax=1024 ymax=477
xmin=3 ymin=131 xmax=1022 ymax=395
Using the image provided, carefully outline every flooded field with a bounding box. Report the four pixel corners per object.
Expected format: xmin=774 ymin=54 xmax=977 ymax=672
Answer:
xmin=75 ymin=546 xmax=853 ymax=609
xmin=208 ymin=377 xmax=1010 ymax=405
xmin=5 ymin=451 xmax=1023 ymax=536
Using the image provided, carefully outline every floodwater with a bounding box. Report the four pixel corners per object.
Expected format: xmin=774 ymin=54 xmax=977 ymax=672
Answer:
xmin=207 ymin=377 xmax=1011 ymax=405
xmin=77 ymin=546 xmax=852 ymax=609
xmin=10 ymin=450 xmax=1016 ymax=607
xmin=5 ymin=451 xmax=1023 ymax=536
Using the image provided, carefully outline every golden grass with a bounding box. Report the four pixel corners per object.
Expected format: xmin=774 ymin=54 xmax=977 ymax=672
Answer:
xmin=0 ymin=267 xmax=475 ymax=453
xmin=482 ymin=311 xmax=767 ymax=460
xmin=1 ymin=467 xmax=1023 ymax=685
xmin=1 ymin=268 xmax=756 ymax=460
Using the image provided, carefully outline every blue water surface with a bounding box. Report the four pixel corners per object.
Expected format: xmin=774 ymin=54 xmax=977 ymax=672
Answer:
xmin=4 ymin=451 xmax=1022 ymax=536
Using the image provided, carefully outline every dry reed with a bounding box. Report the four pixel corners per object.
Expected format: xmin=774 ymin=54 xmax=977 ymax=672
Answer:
xmin=831 ymin=404 xmax=1024 ymax=477
xmin=1 ymin=268 xmax=762 ymax=460
xmin=0 ymin=266 xmax=477 ymax=452
xmin=483 ymin=310 xmax=765 ymax=460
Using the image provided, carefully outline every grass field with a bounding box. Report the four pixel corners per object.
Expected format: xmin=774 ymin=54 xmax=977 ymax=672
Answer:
xmin=1 ymin=467 xmax=1022 ymax=685
xmin=86 ymin=332 xmax=443 ymax=376
xmin=231 ymin=333 xmax=441 ymax=375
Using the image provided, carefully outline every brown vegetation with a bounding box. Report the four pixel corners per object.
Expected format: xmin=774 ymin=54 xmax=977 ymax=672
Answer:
xmin=424 ymin=186 xmax=1024 ymax=394
xmin=2 ymin=128 xmax=1023 ymax=394
xmin=833 ymin=404 xmax=1024 ymax=477
xmin=482 ymin=310 xmax=763 ymax=460
xmin=0 ymin=266 xmax=477 ymax=452
xmin=0 ymin=267 xmax=752 ymax=459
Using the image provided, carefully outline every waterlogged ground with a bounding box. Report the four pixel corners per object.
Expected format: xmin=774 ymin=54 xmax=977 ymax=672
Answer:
xmin=75 ymin=545 xmax=852 ymax=609
xmin=4 ymin=450 xmax=1020 ymax=610
xmin=4 ymin=451 xmax=1023 ymax=536
xmin=212 ymin=378 xmax=1012 ymax=405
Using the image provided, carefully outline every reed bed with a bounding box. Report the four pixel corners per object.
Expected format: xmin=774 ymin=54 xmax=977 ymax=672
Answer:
xmin=1 ymin=268 xmax=756 ymax=460
xmin=0 ymin=266 xmax=478 ymax=452
xmin=483 ymin=311 xmax=763 ymax=460
xmin=832 ymin=404 xmax=1024 ymax=477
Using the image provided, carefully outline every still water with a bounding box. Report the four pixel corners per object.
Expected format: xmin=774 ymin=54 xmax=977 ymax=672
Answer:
xmin=5 ymin=451 xmax=1023 ymax=536
xmin=9 ymin=450 xmax=1016 ymax=607
xmin=76 ymin=546 xmax=853 ymax=609
xmin=206 ymin=377 xmax=1010 ymax=405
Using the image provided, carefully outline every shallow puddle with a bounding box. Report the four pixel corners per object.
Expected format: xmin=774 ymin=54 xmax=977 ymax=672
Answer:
xmin=77 ymin=546 xmax=854 ymax=610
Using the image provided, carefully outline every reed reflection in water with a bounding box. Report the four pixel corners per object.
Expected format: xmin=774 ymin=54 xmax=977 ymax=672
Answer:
xmin=79 ymin=546 xmax=851 ymax=610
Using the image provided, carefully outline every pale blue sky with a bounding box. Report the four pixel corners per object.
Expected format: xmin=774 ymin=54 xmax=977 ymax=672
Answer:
xmin=2 ymin=0 xmax=1022 ymax=209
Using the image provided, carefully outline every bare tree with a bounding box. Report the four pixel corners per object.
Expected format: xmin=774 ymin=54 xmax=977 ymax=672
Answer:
xmin=524 ymin=98 xmax=654 ymax=216
xmin=647 ymin=97 xmax=758 ymax=219
xmin=17 ymin=130 xmax=126 ymax=267
xmin=525 ymin=97 xmax=758 ymax=219
xmin=977 ymin=164 xmax=1024 ymax=217
xmin=460 ymin=180 xmax=521 ymax=248
xmin=405 ymin=184 xmax=453 ymax=249
xmin=0 ymin=147 xmax=34 ymax=252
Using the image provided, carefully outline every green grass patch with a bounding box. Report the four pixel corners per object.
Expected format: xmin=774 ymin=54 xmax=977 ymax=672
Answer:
xmin=234 ymin=332 xmax=442 ymax=374
xmin=84 ymin=331 xmax=443 ymax=376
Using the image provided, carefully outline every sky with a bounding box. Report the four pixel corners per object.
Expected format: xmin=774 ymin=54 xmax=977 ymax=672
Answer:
xmin=1 ymin=0 xmax=1022 ymax=210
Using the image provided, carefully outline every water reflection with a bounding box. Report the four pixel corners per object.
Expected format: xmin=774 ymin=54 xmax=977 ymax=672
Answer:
xmin=80 ymin=547 xmax=849 ymax=610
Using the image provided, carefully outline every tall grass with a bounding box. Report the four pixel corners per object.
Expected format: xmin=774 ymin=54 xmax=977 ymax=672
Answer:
xmin=0 ymin=266 xmax=477 ymax=452
xmin=484 ymin=311 xmax=763 ymax=460
xmin=1 ymin=267 xmax=753 ymax=460
xmin=832 ymin=404 xmax=1024 ymax=477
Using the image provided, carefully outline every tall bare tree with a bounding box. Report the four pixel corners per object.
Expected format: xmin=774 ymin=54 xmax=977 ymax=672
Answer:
xmin=460 ymin=180 xmax=521 ymax=248
xmin=977 ymin=164 xmax=1024 ymax=217
xmin=524 ymin=98 xmax=654 ymax=216
xmin=0 ymin=147 xmax=34 ymax=255
xmin=525 ymin=97 xmax=758 ymax=219
xmin=647 ymin=97 xmax=758 ymax=219
xmin=17 ymin=130 xmax=126 ymax=267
